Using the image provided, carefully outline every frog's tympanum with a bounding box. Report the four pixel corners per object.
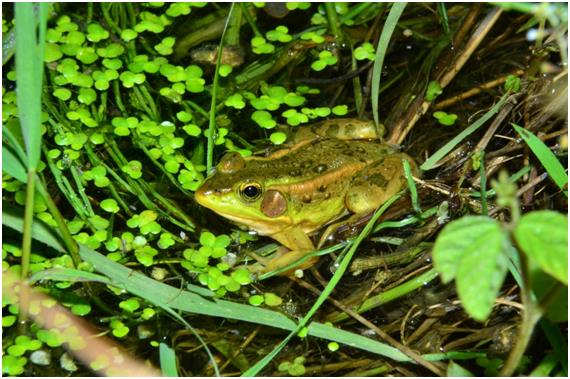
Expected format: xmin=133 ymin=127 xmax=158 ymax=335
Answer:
xmin=195 ymin=119 xmax=419 ymax=275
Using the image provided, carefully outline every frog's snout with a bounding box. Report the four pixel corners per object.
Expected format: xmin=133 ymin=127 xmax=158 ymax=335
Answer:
xmin=195 ymin=180 xmax=231 ymax=208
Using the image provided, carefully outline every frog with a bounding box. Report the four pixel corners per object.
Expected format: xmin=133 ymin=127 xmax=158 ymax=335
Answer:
xmin=194 ymin=118 xmax=419 ymax=275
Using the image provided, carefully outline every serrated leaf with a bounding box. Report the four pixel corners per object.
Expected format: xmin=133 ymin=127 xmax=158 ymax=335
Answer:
xmin=433 ymin=216 xmax=509 ymax=321
xmin=433 ymin=216 xmax=503 ymax=282
xmin=514 ymin=211 xmax=568 ymax=285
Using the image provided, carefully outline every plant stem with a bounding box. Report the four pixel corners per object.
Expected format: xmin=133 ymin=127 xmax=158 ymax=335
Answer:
xmin=39 ymin=181 xmax=82 ymax=267
xmin=325 ymin=3 xmax=343 ymax=41
xmin=499 ymin=298 xmax=541 ymax=376
xmin=21 ymin=170 xmax=36 ymax=280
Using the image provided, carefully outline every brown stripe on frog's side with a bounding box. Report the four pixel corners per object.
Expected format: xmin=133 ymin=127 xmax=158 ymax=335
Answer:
xmin=270 ymin=161 xmax=368 ymax=196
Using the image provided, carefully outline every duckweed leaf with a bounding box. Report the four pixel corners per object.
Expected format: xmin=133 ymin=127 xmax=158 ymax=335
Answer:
xmin=354 ymin=42 xmax=375 ymax=61
xmin=282 ymin=109 xmax=308 ymax=126
xmin=166 ymin=2 xmax=191 ymax=17
xmin=251 ymin=36 xmax=275 ymax=54
xmin=86 ymin=23 xmax=109 ymax=42
xmin=219 ymin=64 xmax=232 ymax=77
xmin=231 ymin=268 xmax=252 ymax=285
xmin=77 ymin=88 xmax=96 ymax=105
xmin=119 ymin=298 xmax=141 ymax=313
xmin=252 ymin=110 xmax=276 ymax=129
xmin=102 ymin=58 xmax=122 ymax=70
xmin=426 ymin=81 xmax=443 ymax=101
xmin=183 ymin=124 xmax=201 ymax=136
xmin=270 ymin=132 xmax=287 ymax=145
xmin=155 ymin=37 xmax=175 ymax=55
xmin=249 ymin=295 xmax=264 ymax=306
xmin=311 ymin=50 xmax=337 ymax=71
xmin=122 ymin=160 xmax=143 ymax=179
xmin=100 ymin=199 xmax=120 ymax=213
xmin=97 ymin=43 xmax=124 ymax=58
xmin=121 ymin=29 xmax=138 ymax=41
xmin=332 ymin=105 xmax=348 ymax=115
xmin=119 ymin=71 xmax=146 ymax=87
xmin=266 ymin=25 xmax=292 ymax=43
xmin=53 ymin=88 xmax=71 ymax=100
xmin=264 ymin=293 xmax=282 ymax=306
xmin=44 ymin=43 xmax=63 ymax=62
xmin=433 ymin=111 xmax=458 ymax=126
xmin=225 ymin=93 xmax=245 ymax=109
xmin=300 ymin=31 xmax=325 ymax=43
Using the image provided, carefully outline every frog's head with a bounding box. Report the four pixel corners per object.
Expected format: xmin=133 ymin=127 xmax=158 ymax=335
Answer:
xmin=195 ymin=152 xmax=290 ymax=236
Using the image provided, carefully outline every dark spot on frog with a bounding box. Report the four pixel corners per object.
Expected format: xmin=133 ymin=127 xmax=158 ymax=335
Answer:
xmin=369 ymin=173 xmax=388 ymax=187
xmin=289 ymin=169 xmax=302 ymax=177
xmin=323 ymin=192 xmax=331 ymax=200
xmin=355 ymin=146 xmax=366 ymax=154
xmin=344 ymin=123 xmax=356 ymax=136
xmin=325 ymin=123 xmax=340 ymax=137
xmin=302 ymin=194 xmax=312 ymax=203
xmin=359 ymin=158 xmax=367 ymax=163
xmin=313 ymin=164 xmax=328 ymax=174
xmin=342 ymin=149 xmax=354 ymax=157
xmin=317 ymin=185 xmax=327 ymax=192
xmin=301 ymin=160 xmax=314 ymax=169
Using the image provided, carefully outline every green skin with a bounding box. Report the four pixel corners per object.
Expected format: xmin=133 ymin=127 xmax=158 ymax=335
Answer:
xmin=195 ymin=118 xmax=418 ymax=273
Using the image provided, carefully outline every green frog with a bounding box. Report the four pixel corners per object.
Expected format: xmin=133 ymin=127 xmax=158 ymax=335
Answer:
xmin=195 ymin=118 xmax=418 ymax=275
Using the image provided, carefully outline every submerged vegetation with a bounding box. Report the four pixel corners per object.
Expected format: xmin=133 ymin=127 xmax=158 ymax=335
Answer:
xmin=2 ymin=2 xmax=568 ymax=376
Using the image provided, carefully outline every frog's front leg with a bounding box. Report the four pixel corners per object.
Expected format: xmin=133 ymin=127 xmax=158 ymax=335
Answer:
xmin=317 ymin=153 xmax=418 ymax=248
xmin=249 ymin=226 xmax=318 ymax=275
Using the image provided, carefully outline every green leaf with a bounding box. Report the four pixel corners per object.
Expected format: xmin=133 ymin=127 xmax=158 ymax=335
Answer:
xmin=270 ymin=132 xmax=287 ymax=145
xmin=448 ymin=361 xmax=474 ymax=376
xmin=159 ymin=343 xmax=178 ymax=377
xmin=100 ymin=199 xmax=120 ymax=213
xmin=433 ymin=216 xmax=509 ymax=321
xmin=15 ymin=3 xmax=48 ymax=170
xmin=425 ymin=81 xmax=443 ymax=101
xmin=371 ymin=2 xmax=406 ymax=127
xmin=514 ymin=211 xmax=568 ymax=285
xmin=264 ymin=292 xmax=282 ymax=307
xmin=248 ymin=295 xmax=264 ymax=306
xmin=512 ymin=124 xmax=568 ymax=193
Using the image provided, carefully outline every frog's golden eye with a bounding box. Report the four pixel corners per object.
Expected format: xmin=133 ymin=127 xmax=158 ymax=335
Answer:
xmin=239 ymin=182 xmax=262 ymax=201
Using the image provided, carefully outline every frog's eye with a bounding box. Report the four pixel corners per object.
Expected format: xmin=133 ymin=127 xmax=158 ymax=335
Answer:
xmin=239 ymin=182 xmax=262 ymax=201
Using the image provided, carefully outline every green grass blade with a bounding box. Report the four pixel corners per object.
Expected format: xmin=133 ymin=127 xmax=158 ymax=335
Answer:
xmin=15 ymin=3 xmax=48 ymax=170
xmin=2 ymin=143 xmax=28 ymax=183
xmin=372 ymin=2 xmax=407 ymax=127
xmin=206 ymin=3 xmax=236 ymax=173
xmin=307 ymin=322 xmax=409 ymax=361
xmin=159 ymin=343 xmax=179 ymax=377
xmin=512 ymin=123 xmax=568 ymax=193
xmin=403 ymin=159 xmax=421 ymax=214
xmin=421 ymin=93 xmax=509 ymax=171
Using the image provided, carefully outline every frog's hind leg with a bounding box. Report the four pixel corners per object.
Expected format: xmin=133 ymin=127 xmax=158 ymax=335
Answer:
xmin=345 ymin=153 xmax=418 ymax=215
